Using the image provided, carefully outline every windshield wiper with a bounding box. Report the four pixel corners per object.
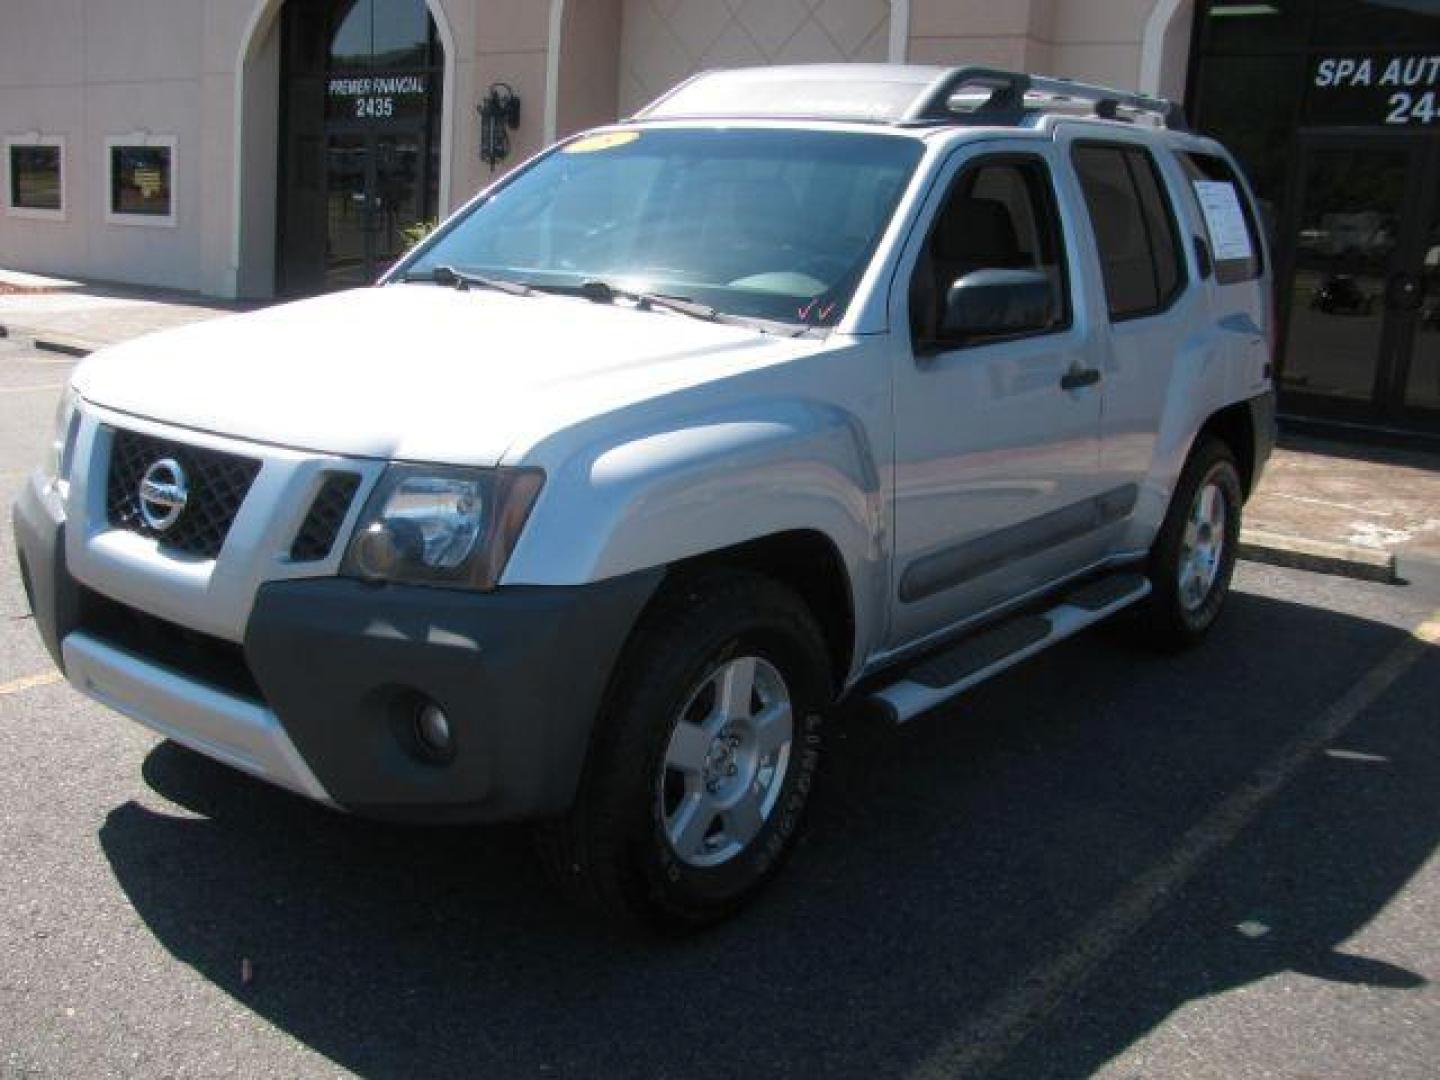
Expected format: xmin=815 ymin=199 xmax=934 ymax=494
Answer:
xmin=404 ymin=264 xmax=534 ymax=297
xmin=574 ymin=279 xmax=814 ymax=338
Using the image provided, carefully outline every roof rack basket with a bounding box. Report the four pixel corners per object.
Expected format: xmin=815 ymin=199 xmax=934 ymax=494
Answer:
xmin=900 ymin=66 xmax=1187 ymax=130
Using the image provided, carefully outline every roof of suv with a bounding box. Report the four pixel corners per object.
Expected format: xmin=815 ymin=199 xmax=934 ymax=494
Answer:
xmin=633 ymin=64 xmax=1187 ymax=133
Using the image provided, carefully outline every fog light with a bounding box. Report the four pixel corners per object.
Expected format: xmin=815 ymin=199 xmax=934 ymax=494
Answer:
xmin=415 ymin=701 xmax=453 ymax=754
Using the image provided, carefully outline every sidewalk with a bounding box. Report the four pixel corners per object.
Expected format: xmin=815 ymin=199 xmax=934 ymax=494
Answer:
xmin=0 ymin=269 xmax=250 ymax=356
xmin=1245 ymin=436 xmax=1440 ymax=582
xmin=3 ymin=273 xmax=1436 ymax=582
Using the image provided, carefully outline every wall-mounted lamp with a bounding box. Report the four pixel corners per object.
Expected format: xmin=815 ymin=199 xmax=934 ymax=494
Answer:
xmin=478 ymin=83 xmax=521 ymax=171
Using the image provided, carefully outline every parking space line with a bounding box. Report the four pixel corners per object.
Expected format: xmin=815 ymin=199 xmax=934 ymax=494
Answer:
xmin=0 ymin=383 xmax=64 ymax=395
xmin=910 ymin=608 xmax=1440 ymax=1080
xmin=0 ymin=670 xmax=63 ymax=697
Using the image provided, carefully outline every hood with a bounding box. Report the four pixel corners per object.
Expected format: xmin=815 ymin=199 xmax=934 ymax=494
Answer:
xmin=74 ymin=285 xmax=825 ymax=466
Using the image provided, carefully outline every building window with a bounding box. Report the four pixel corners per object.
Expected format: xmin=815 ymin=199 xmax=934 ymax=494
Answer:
xmin=5 ymin=137 xmax=65 ymax=220
xmin=106 ymin=138 xmax=176 ymax=226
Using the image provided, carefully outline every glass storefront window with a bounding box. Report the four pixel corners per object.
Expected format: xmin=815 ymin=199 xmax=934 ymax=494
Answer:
xmin=1199 ymin=0 xmax=1314 ymax=52
xmin=6 ymin=141 xmax=63 ymax=216
xmin=1190 ymin=54 xmax=1305 ymax=229
xmin=108 ymin=142 xmax=175 ymax=225
xmin=1314 ymin=0 xmax=1440 ymax=45
xmin=331 ymin=0 xmax=433 ymax=69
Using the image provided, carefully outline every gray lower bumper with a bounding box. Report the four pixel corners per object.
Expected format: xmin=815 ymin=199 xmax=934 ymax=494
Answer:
xmin=15 ymin=473 xmax=664 ymax=823
xmin=62 ymin=632 xmax=335 ymax=805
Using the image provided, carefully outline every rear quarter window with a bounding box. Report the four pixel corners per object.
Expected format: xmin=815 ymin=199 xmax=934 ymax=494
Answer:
xmin=1071 ymin=143 xmax=1187 ymax=321
xmin=1177 ymin=151 xmax=1264 ymax=286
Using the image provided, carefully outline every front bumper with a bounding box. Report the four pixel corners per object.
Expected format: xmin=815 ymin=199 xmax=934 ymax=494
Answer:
xmin=14 ymin=475 xmax=662 ymax=822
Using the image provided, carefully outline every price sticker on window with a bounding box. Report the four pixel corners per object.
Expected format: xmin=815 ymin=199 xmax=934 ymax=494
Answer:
xmin=1193 ymin=181 xmax=1253 ymax=263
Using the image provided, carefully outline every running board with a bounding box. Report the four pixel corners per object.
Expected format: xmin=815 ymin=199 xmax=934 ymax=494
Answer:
xmin=870 ymin=572 xmax=1152 ymax=724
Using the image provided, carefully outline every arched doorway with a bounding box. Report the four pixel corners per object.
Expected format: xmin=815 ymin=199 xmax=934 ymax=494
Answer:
xmin=275 ymin=0 xmax=446 ymax=295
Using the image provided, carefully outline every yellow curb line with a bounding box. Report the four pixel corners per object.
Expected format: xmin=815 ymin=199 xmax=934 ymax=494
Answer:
xmin=0 ymin=670 xmax=63 ymax=697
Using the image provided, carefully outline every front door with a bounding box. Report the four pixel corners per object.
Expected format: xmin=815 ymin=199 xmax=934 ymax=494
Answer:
xmin=1278 ymin=132 xmax=1440 ymax=427
xmin=887 ymin=145 xmax=1105 ymax=652
xmin=277 ymin=0 xmax=443 ymax=297
xmin=324 ymin=131 xmax=425 ymax=291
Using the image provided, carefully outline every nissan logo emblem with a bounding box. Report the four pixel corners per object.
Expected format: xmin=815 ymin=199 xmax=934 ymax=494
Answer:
xmin=138 ymin=458 xmax=189 ymax=532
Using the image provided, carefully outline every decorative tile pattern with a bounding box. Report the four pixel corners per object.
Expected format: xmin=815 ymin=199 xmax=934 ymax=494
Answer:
xmin=619 ymin=0 xmax=892 ymax=113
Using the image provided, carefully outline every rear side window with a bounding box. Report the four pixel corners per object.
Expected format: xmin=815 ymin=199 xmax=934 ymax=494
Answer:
xmin=1177 ymin=152 xmax=1264 ymax=285
xmin=1072 ymin=144 xmax=1186 ymax=320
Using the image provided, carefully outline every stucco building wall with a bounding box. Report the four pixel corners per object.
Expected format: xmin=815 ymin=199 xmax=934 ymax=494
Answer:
xmin=0 ymin=0 xmax=1192 ymax=299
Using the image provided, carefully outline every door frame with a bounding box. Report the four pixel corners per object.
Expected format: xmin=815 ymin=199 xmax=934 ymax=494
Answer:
xmin=1275 ymin=126 xmax=1440 ymax=428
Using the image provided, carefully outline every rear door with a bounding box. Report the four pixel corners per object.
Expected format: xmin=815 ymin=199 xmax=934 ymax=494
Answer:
xmin=1055 ymin=128 xmax=1206 ymax=553
xmin=886 ymin=141 xmax=1110 ymax=652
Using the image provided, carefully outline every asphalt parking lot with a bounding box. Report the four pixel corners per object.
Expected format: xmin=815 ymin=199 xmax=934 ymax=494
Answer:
xmin=2 ymin=335 xmax=1437 ymax=1079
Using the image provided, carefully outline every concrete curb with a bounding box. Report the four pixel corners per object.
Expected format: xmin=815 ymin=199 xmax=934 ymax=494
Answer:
xmin=1238 ymin=528 xmax=1397 ymax=584
xmin=32 ymin=335 xmax=97 ymax=358
xmin=0 ymin=323 xmax=98 ymax=357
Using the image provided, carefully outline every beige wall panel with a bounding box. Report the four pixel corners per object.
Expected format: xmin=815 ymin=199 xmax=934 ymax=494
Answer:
xmin=907 ymin=35 xmax=1052 ymax=73
xmin=476 ymin=0 xmax=552 ymax=53
xmin=83 ymin=0 xmax=204 ymax=83
xmin=617 ymin=0 xmax=891 ymax=115
xmin=1049 ymin=41 xmax=1143 ymax=88
xmin=1051 ymin=0 xmax=1151 ymax=45
xmin=909 ymin=0 xmax=1033 ymax=39
xmin=0 ymin=0 xmax=83 ymax=88
xmin=557 ymin=0 xmax=625 ymax=137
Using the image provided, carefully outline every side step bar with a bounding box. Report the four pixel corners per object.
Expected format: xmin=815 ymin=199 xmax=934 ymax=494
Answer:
xmin=870 ymin=572 xmax=1152 ymax=724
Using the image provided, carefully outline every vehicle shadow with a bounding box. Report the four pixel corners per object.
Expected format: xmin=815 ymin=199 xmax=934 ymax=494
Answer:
xmin=97 ymin=588 xmax=1438 ymax=1079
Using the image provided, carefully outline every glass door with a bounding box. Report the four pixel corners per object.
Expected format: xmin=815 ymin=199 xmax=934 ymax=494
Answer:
xmin=1400 ymin=147 xmax=1440 ymax=419
xmin=1279 ymin=132 xmax=1440 ymax=427
xmin=323 ymin=132 xmax=426 ymax=290
xmin=371 ymin=133 xmax=423 ymax=278
xmin=1280 ymin=140 xmax=1409 ymax=413
xmin=325 ymin=133 xmax=370 ymax=291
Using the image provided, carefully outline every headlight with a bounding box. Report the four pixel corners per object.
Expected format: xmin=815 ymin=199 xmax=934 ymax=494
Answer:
xmin=341 ymin=465 xmax=544 ymax=589
xmin=45 ymin=385 xmax=81 ymax=491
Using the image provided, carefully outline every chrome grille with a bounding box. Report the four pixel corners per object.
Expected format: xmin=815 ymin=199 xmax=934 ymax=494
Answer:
xmin=106 ymin=428 xmax=262 ymax=559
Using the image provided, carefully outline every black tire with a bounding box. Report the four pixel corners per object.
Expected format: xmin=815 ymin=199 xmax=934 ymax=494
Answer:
xmin=1140 ymin=437 xmax=1244 ymax=651
xmin=534 ymin=570 xmax=832 ymax=932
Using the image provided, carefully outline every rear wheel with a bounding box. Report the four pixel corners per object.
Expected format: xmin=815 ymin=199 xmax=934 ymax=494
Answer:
xmin=1141 ymin=437 xmax=1243 ymax=650
xmin=535 ymin=571 xmax=831 ymax=931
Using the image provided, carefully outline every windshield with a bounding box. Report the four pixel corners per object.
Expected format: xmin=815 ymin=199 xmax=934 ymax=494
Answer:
xmin=402 ymin=127 xmax=923 ymax=329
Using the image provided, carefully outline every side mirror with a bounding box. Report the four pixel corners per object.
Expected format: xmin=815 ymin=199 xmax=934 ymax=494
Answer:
xmin=940 ymin=268 xmax=1056 ymax=341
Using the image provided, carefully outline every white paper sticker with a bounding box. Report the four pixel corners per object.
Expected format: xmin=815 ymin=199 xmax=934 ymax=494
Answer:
xmin=1194 ymin=181 xmax=1254 ymax=263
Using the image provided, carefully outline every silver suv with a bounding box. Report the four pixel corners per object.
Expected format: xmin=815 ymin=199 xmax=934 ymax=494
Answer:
xmin=15 ymin=65 xmax=1275 ymax=929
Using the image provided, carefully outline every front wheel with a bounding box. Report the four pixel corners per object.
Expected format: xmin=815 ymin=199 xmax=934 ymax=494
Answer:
xmin=535 ymin=571 xmax=831 ymax=931
xmin=1140 ymin=437 xmax=1244 ymax=650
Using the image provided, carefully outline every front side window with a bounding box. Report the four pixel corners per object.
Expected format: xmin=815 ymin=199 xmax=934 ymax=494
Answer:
xmin=6 ymin=140 xmax=63 ymax=216
xmin=908 ymin=156 xmax=1071 ymax=346
xmin=108 ymin=141 xmax=175 ymax=225
xmin=1072 ymin=144 xmax=1186 ymax=320
xmin=403 ymin=128 xmax=924 ymax=328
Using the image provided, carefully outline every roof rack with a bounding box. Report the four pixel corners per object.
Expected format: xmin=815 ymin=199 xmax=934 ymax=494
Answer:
xmin=900 ymin=66 xmax=1188 ymax=130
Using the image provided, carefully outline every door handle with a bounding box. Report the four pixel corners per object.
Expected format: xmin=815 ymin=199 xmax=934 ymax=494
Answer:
xmin=1060 ymin=367 xmax=1101 ymax=391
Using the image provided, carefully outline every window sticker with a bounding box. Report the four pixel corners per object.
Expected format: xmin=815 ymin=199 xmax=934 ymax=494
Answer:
xmin=1193 ymin=180 xmax=1253 ymax=262
xmin=563 ymin=131 xmax=641 ymax=154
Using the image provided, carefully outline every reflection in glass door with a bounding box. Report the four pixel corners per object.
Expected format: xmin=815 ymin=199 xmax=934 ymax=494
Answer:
xmin=1281 ymin=145 xmax=1408 ymax=408
xmin=323 ymin=132 xmax=424 ymax=291
xmin=325 ymin=134 xmax=370 ymax=291
xmin=371 ymin=134 xmax=422 ymax=276
xmin=1404 ymin=162 xmax=1440 ymax=417
xmin=1280 ymin=135 xmax=1440 ymax=429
